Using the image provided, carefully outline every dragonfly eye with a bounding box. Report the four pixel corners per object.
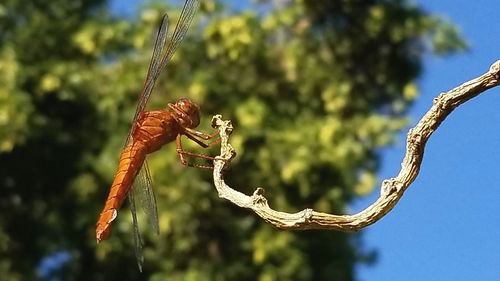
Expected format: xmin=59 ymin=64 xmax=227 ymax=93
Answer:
xmin=172 ymin=98 xmax=200 ymax=128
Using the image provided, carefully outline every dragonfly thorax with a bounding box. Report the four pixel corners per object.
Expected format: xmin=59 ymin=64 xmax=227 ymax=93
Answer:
xmin=168 ymin=98 xmax=200 ymax=129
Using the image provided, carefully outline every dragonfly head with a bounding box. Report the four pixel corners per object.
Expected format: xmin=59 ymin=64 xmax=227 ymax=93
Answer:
xmin=168 ymin=98 xmax=200 ymax=129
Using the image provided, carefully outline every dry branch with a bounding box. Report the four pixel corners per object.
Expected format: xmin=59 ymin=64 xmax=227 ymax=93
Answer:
xmin=211 ymin=60 xmax=500 ymax=231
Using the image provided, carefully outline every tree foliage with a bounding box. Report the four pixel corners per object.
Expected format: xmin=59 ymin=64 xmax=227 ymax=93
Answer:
xmin=0 ymin=0 xmax=465 ymax=280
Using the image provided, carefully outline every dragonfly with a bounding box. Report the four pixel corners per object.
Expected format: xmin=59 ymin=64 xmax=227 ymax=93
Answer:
xmin=96 ymin=0 xmax=220 ymax=271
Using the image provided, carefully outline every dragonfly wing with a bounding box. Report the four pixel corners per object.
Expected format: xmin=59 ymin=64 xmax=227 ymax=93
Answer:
xmin=158 ymin=0 xmax=201 ymax=71
xmin=127 ymin=192 xmax=144 ymax=272
xmin=125 ymin=0 xmax=201 ymax=146
xmin=125 ymin=12 xmax=170 ymax=145
xmin=128 ymin=159 xmax=159 ymax=271
xmin=134 ymin=159 xmax=160 ymax=235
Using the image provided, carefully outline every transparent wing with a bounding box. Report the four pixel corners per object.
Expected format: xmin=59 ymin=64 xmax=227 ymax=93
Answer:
xmin=125 ymin=12 xmax=170 ymax=146
xmin=127 ymin=192 xmax=144 ymax=272
xmin=158 ymin=0 xmax=200 ymax=73
xmin=128 ymin=161 xmax=159 ymax=272
xmin=133 ymin=159 xmax=160 ymax=235
xmin=126 ymin=0 xmax=201 ymax=145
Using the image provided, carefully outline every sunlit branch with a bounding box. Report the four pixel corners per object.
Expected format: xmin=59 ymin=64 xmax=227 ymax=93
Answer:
xmin=211 ymin=60 xmax=500 ymax=231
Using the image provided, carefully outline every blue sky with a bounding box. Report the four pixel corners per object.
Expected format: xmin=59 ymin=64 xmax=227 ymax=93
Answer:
xmin=352 ymin=1 xmax=500 ymax=280
xmin=111 ymin=1 xmax=500 ymax=280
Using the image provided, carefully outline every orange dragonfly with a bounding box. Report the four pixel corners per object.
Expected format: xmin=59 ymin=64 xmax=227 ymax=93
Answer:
xmin=96 ymin=0 xmax=219 ymax=271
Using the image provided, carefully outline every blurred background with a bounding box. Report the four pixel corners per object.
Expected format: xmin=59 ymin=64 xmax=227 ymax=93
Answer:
xmin=0 ymin=0 xmax=498 ymax=280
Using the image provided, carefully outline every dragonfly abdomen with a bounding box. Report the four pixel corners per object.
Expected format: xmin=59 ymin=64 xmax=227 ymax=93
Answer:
xmin=96 ymin=141 xmax=147 ymax=242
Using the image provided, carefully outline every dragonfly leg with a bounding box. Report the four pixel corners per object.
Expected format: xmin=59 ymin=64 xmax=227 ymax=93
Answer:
xmin=176 ymin=135 xmax=220 ymax=169
xmin=184 ymin=132 xmax=221 ymax=148
xmin=184 ymin=127 xmax=220 ymax=143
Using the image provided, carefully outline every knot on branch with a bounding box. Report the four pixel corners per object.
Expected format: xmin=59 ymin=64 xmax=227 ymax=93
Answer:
xmin=433 ymin=92 xmax=455 ymax=113
xmin=251 ymin=189 xmax=268 ymax=206
xmin=302 ymin=208 xmax=313 ymax=223
xmin=253 ymin=187 xmax=265 ymax=196
xmin=381 ymin=179 xmax=399 ymax=196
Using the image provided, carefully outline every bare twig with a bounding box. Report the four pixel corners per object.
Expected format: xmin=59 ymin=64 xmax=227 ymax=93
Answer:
xmin=211 ymin=60 xmax=500 ymax=231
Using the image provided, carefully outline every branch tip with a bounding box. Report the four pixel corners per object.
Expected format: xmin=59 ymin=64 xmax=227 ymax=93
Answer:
xmin=489 ymin=60 xmax=500 ymax=75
